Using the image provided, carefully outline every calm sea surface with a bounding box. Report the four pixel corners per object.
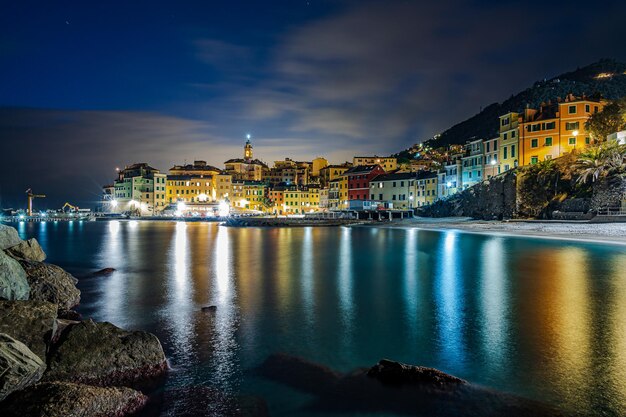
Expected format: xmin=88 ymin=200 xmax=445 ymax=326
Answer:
xmin=13 ymin=220 xmax=626 ymax=416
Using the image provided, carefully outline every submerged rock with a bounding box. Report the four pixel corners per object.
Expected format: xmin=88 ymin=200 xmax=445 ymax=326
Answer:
xmin=0 ymin=381 xmax=147 ymax=417
xmin=18 ymin=260 xmax=80 ymax=310
xmin=6 ymin=238 xmax=46 ymax=262
xmin=258 ymin=353 xmax=565 ymax=417
xmin=0 ymin=300 xmax=57 ymax=361
xmin=201 ymin=305 xmax=217 ymax=313
xmin=0 ymin=224 xmax=22 ymax=251
xmin=0 ymin=250 xmax=29 ymax=301
xmin=0 ymin=333 xmax=46 ymax=402
xmin=367 ymin=359 xmax=466 ymax=387
xmin=44 ymin=319 xmax=167 ymax=386
xmin=90 ymin=267 xmax=116 ymax=277
xmin=256 ymin=353 xmax=341 ymax=395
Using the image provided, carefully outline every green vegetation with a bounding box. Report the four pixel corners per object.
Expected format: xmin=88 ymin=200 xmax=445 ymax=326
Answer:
xmin=585 ymin=98 xmax=626 ymax=141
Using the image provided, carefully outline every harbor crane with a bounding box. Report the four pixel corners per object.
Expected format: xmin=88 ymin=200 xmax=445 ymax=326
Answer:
xmin=25 ymin=188 xmax=46 ymax=216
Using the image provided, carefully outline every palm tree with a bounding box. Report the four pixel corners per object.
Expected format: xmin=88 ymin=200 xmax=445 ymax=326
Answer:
xmin=575 ymin=142 xmax=626 ymax=184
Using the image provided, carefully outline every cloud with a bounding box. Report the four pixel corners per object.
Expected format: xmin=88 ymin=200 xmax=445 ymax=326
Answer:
xmin=202 ymin=0 xmax=626 ymax=156
xmin=0 ymin=108 xmax=221 ymax=208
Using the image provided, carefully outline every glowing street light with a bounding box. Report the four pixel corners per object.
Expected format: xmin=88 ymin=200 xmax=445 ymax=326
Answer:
xmin=218 ymin=200 xmax=230 ymax=217
xmin=110 ymin=199 xmax=118 ymax=208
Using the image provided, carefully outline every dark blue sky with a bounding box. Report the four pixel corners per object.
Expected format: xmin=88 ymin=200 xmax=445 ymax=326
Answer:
xmin=1 ymin=0 xmax=625 ymax=208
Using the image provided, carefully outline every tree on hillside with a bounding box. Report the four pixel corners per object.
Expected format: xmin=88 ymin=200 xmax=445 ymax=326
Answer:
xmin=585 ymin=98 xmax=626 ymax=141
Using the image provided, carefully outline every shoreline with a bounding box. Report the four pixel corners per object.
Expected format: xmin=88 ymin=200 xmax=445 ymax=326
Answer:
xmin=362 ymin=217 xmax=626 ymax=246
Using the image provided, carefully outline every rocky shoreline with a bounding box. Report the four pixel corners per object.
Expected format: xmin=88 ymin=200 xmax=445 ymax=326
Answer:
xmin=0 ymin=224 xmax=167 ymax=416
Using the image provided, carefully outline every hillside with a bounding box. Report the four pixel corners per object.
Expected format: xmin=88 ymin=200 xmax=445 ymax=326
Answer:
xmin=395 ymin=59 xmax=626 ymax=161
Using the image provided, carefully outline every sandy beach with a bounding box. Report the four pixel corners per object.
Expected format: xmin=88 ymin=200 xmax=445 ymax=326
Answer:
xmin=369 ymin=217 xmax=626 ymax=245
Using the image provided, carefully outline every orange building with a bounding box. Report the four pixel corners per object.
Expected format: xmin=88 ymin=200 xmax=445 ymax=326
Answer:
xmin=519 ymin=96 xmax=604 ymax=166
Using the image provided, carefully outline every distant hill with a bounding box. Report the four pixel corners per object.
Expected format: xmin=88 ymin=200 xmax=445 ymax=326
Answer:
xmin=395 ymin=59 xmax=626 ymax=161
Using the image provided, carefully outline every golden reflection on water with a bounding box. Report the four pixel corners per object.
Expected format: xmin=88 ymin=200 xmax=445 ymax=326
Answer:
xmin=82 ymin=221 xmax=626 ymax=416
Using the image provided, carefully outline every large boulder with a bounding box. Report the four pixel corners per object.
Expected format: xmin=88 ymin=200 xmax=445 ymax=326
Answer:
xmin=0 ymin=250 xmax=29 ymax=301
xmin=0 ymin=381 xmax=147 ymax=417
xmin=367 ymin=359 xmax=466 ymax=387
xmin=0 ymin=300 xmax=57 ymax=361
xmin=0 ymin=333 xmax=46 ymax=402
xmin=0 ymin=224 xmax=21 ymax=251
xmin=18 ymin=260 xmax=80 ymax=310
xmin=44 ymin=319 xmax=167 ymax=386
xmin=6 ymin=238 xmax=46 ymax=262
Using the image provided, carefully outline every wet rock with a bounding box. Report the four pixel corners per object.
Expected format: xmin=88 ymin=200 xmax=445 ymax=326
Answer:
xmin=0 ymin=381 xmax=147 ymax=417
xmin=44 ymin=319 xmax=167 ymax=386
xmin=0 ymin=300 xmax=57 ymax=361
xmin=91 ymin=267 xmax=116 ymax=277
xmin=201 ymin=305 xmax=217 ymax=313
xmin=0 ymin=333 xmax=46 ymax=401
xmin=51 ymin=319 xmax=80 ymax=345
xmin=0 ymin=224 xmax=22 ymax=251
xmin=18 ymin=260 xmax=80 ymax=310
xmin=367 ymin=358 xmax=466 ymax=387
xmin=5 ymin=238 xmax=46 ymax=262
xmin=0 ymin=249 xmax=29 ymax=301
xmin=153 ymin=386 xmax=269 ymax=417
xmin=256 ymin=353 xmax=340 ymax=395
xmin=258 ymin=354 xmax=565 ymax=417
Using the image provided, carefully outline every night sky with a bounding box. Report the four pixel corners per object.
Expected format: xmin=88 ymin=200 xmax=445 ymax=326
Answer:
xmin=1 ymin=0 xmax=625 ymax=209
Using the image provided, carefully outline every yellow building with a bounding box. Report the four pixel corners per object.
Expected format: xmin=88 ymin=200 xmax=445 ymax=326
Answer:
xmin=519 ymin=97 xmax=604 ymax=166
xmin=415 ymin=172 xmax=438 ymax=207
xmin=353 ymin=156 xmax=397 ymax=172
xmin=311 ymin=157 xmax=329 ymax=177
xmin=166 ymin=175 xmax=215 ymax=204
xmin=498 ymin=112 xmax=519 ymax=173
xmin=328 ymin=177 xmax=349 ymax=210
xmin=224 ymin=139 xmax=268 ymax=181
xmin=282 ymin=186 xmax=320 ymax=214
xmin=319 ymin=164 xmax=351 ymax=188
xmin=231 ymin=181 xmax=266 ymax=212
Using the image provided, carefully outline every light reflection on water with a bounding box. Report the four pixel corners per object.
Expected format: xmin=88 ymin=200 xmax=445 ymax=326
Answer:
xmin=12 ymin=221 xmax=626 ymax=417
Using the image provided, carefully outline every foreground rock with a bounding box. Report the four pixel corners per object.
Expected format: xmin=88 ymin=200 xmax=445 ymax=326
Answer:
xmin=0 ymin=300 xmax=57 ymax=361
xmin=5 ymin=238 xmax=46 ymax=262
xmin=44 ymin=319 xmax=167 ymax=386
xmin=367 ymin=358 xmax=466 ymax=387
xmin=90 ymin=267 xmax=116 ymax=277
xmin=0 ymin=250 xmax=29 ymax=301
xmin=257 ymin=353 xmax=565 ymax=417
xmin=0 ymin=381 xmax=147 ymax=417
xmin=19 ymin=260 xmax=80 ymax=310
xmin=0 ymin=333 xmax=46 ymax=402
xmin=0 ymin=224 xmax=22 ymax=251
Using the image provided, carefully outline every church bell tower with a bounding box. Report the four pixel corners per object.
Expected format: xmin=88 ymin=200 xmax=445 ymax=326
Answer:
xmin=244 ymin=134 xmax=253 ymax=161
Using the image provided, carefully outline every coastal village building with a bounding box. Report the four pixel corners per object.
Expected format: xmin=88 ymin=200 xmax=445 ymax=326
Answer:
xmin=461 ymin=139 xmax=484 ymax=189
xmin=311 ymin=157 xmax=329 ymax=177
xmin=328 ymin=177 xmax=349 ymax=210
xmin=369 ymin=172 xmax=416 ymax=209
xmin=319 ymin=164 xmax=351 ymax=188
xmin=353 ymin=156 xmax=397 ymax=172
xmin=345 ymin=165 xmax=386 ymax=201
xmin=498 ymin=112 xmax=519 ymax=173
xmin=518 ymin=96 xmax=603 ymax=166
xmin=224 ymin=140 xmax=268 ymax=181
xmin=113 ymin=163 xmax=167 ymax=216
xmin=278 ymin=185 xmax=321 ymax=214
xmin=483 ymin=137 xmax=499 ymax=178
xmin=265 ymin=158 xmax=311 ymax=186
xmin=231 ymin=180 xmax=266 ymax=212
xmin=166 ymin=160 xmax=229 ymax=204
xmin=415 ymin=171 xmax=438 ymax=207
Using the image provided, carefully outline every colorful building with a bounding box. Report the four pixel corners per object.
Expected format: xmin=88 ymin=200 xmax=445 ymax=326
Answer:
xmin=519 ymin=96 xmax=603 ymax=166
xmin=369 ymin=172 xmax=416 ymax=209
xmin=353 ymin=156 xmax=397 ymax=172
xmin=498 ymin=112 xmax=519 ymax=173
xmin=112 ymin=163 xmax=167 ymax=216
xmin=224 ymin=139 xmax=268 ymax=181
xmin=231 ymin=180 xmax=267 ymax=212
xmin=345 ymin=164 xmax=386 ymax=201
xmin=415 ymin=171 xmax=438 ymax=207
xmin=461 ymin=139 xmax=484 ymax=189
xmin=319 ymin=164 xmax=351 ymax=188
xmin=483 ymin=137 xmax=499 ymax=178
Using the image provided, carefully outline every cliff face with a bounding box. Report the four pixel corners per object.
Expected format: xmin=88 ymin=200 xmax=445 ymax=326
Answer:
xmin=420 ymin=169 xmax=624 ymax=220
xmin=421 ymin=171 xmax=517 ymax=220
